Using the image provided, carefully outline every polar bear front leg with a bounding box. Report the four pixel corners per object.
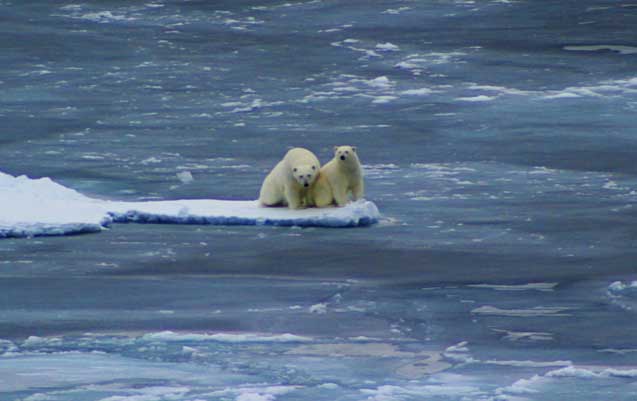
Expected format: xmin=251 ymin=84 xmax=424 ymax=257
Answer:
xmin=332 ymin=186 xmax=349 ymax=207
xmin=351 ymin=180 xmax=364 ymax=201
xmin=285 ymin=186 xmax=304 ymax=209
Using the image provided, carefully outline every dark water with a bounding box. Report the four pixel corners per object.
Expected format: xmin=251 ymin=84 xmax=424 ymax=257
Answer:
xmin=2 ymin=1 xmax=637 ymax=400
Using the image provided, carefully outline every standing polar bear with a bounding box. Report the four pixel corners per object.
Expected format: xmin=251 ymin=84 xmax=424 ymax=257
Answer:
xmin=310 ymin=145 xmax=364 ymax=207
xmin=259 ymin=147 xmax=320 ymax=209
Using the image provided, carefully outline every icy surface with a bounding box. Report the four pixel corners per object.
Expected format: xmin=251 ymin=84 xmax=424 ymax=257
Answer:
xmin=0 ymin=171 xmax=380 ymax=238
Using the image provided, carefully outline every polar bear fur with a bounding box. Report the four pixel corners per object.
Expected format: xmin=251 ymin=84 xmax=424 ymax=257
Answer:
xmin=309 ymin=145 xmax=364 ymax=207
xmin=259 ymin=147 xmax=320 ymax=209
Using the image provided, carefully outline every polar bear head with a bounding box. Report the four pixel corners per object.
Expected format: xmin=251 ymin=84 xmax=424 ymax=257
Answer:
xmin=333 ymin=145 xmax=359 ymax=164
xmin=292 ymin=164 xmax=318 ymax=188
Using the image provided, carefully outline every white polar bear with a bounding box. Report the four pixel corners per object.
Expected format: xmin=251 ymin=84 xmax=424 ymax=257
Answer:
xmin=310 ymin=145 xmax=364 ymax=207
xmin=259 ymin=147 xmax=320 ymax=209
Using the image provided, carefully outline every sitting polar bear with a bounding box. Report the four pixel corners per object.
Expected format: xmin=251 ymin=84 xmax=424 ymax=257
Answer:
xmin=310 ymin=145 xmax=364 ymax=207
xmin=259 ymin=147 xmax=320 ymax=209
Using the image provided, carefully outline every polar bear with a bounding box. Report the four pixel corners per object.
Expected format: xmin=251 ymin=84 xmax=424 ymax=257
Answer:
xmin=310 ymin=145 xmax=364 ymax=207
xmin=307 ymin=169 xmax=333 ymax=208
xmin=259 ymin=147 xmax=320 ymax=209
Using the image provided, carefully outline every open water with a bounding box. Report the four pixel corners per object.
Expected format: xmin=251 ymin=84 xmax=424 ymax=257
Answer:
xmin=2 ymin=1 xmax=637 ymax=400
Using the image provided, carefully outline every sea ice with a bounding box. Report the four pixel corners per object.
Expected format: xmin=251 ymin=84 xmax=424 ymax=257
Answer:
xmin=0 ymin=171 xmax=381 ymax=238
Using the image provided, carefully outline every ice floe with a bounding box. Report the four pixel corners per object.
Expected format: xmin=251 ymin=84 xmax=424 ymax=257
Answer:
xmin=564 ymin=45 xmax=637 ymax=55
xmin=467 ymin=282 xmax=558 ymax=292
xmin=142 ymin=331 xmax=312 ymax=343
xmin=471 ymin=306 xmax=572 ymax=317
xmin=0 ymin=171 xmax=381 ymax=238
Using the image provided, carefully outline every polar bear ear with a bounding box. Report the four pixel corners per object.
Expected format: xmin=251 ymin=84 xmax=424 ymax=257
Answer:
xmin=333 ymin=146 xmax=339 ymax=152
xmin=351 ymin=146 xmax=357 ymax=153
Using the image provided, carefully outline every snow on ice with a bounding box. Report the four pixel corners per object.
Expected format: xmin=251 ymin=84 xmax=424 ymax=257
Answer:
xmin=0 ymin=171 xmax=380 ymax=238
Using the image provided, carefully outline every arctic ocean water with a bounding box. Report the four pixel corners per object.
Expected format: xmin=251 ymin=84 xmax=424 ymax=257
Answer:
xmin=2 ymin=1 xmax=637 ymax=400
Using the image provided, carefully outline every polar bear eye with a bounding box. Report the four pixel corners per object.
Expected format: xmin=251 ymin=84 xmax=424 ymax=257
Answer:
xmin=312 ymin=166 xmax=316 ymax=170
xmin=293 ymin=168 xmax=297 ymax=172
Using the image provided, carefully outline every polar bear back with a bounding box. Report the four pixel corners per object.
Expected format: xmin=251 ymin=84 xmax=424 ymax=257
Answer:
xmin=283 ymin=147 xmax=320 ymax=170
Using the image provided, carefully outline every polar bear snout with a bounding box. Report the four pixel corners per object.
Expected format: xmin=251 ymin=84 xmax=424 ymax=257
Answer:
xmin=294 ymin=170 xmax=316 ymax=188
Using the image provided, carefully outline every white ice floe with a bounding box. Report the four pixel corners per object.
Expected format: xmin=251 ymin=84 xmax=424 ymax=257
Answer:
xmin=142 ymin=331 xmax=312 ymax=343
xmin=545 ymin=365 xmax=637 ymax=379
xmin=492 ymin=329 xmax=554 ymax=342
xmin=608 ymin=280 xmax=637 ymax=294
xmin=455 ymin=95 xmax=497 ymax=102
xmin=467 ymin=282 xmax=558 ymax=292
xmin=176 ymin=170 xmax=194 ymax=183
xmin=606 ymin=280 xmax=637 ymax=310
xmin=564 ymin=45 xmax=637 ymax=55
xmin=401 ymin=88 xmax=435 ymax=96
xmin=471 ymin=306 xmax=572 ymax=317
xmin=0 ymin=171 xmax=381 ymax=238
xmin=376 ymin=42 xmax=400 ymax=51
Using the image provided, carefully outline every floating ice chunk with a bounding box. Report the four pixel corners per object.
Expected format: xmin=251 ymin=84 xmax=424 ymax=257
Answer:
xmin=108 ymin=199 xmax=380 ymax=228
xmin=142 ymin=331 xmax=312 ymax=343
xmin=543 ymin=365 xmax=637 ymax=379
xmin=471 ymin=306 xmax=572 ymax=317
xmin=364 ymin=76 xmax=393 ymax=89
xmin=608 ymin=280 xmax=637 ymax=295
xmin=309 ymin=303 xmax=328 ymax=314
xmin=0 ymin=172 xmax=111 ymax=238
xmin=455 ymin=95 xmax=497 ymax=102
xmin=542 ymin=91 xmax=582 ymax=100
xmin=0 ymin=171 xmax=381 ymax=238
xmin=382 ymin=7 xmax=411 ymax=14
xmin=210 ymin=385 xmax=300 ymax=401
xmin=492 ymin=329 xmax=554 ymax=342
xmin=467 ymin=282 xmax=558 ymax=292
xmin=371 ymin=95 xmax=397 ymax=104
xmin=564 ymin=45 xmax=637 ymax=55
xmin=376 ymin=42 xmax=400 ymax=51
xmin=140 ymin=156 xmax=162 ymax=165
xmin=76 ymin=11 xmax=134 ymax=23
xmin=485 ymin=359 xmax=571 ymax=368
xmin=401 ymin=88 xmax=434 ymax=96
xmin=176 ymin=170 xmax=194 ymax=183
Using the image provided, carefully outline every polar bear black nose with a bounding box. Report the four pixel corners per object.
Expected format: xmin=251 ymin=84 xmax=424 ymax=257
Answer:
xmin=340 ymin=155 xmax=346 ymax=160
xmin=304 ymin=182 xmax=309 ymax=187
